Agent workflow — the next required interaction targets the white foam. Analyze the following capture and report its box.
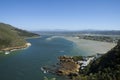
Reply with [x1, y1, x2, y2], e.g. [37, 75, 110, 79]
[46, 36, 59, 41]
[5, 51, 10, 55]
[40, 67, 48, 74]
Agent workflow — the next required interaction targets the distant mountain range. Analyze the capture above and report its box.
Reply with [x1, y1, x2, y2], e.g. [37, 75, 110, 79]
[77, 30, 120, 35]
[0, 23, 39, 51]
[35, 30, 120, 35]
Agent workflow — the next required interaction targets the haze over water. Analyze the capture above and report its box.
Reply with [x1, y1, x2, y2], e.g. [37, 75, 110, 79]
[0, 36, 89, 80]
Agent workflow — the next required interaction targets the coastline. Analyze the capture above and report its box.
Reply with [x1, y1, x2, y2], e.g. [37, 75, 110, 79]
[62, 36, 117, 55]
[0, 42, 31, 54]
[0, 36, 40, 54]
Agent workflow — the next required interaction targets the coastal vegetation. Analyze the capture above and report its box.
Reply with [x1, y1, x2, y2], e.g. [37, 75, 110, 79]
[0, 23, 39, 51]
[78, 35, 118, 43]
[72, 56, 83, 61]
[85, 40, 120, 80]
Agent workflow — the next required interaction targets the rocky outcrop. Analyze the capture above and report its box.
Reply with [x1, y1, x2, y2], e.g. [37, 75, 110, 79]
[56, 56, 80, 75]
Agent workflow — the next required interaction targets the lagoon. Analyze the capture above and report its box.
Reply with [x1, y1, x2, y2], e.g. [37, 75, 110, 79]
[0, 36, 100, 80]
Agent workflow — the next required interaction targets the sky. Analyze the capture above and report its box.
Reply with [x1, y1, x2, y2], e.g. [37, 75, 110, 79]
[0, 0, 120, 31]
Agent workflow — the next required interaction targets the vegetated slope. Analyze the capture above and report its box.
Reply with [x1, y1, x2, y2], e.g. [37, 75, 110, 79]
[12, 26, 39, 38]
[87, 40, 120, 80]
[0, 23, 39, 50]
[0, 23, 39, 38]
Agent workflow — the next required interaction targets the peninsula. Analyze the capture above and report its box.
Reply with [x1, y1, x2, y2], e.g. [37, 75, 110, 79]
[0, 23, 39, 53]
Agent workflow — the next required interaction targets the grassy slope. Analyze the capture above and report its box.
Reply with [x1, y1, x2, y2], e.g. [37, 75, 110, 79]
[87, 40, 120, 79]
[12, 26, 40, 38]
[72, 40, 120, 80]
[0, 23, 39, 50]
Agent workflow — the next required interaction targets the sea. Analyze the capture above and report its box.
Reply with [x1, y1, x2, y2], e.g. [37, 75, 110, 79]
[0, 35, 89, 80]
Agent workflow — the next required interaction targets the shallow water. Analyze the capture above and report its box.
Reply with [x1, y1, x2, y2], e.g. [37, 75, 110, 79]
[0, 36, 89, 80]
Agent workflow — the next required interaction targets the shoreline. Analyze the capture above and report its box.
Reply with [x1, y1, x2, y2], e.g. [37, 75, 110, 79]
[0, 36, 39, 54]
[62, 36, 117, 55]
[0, 42, 31, 54]
[24, 36, 40, 39]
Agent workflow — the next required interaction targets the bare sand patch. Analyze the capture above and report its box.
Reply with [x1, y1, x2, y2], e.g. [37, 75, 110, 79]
[63, 36, 116, 55]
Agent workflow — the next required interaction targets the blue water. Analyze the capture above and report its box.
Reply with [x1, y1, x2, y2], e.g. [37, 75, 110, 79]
[0, 36, 89, 80]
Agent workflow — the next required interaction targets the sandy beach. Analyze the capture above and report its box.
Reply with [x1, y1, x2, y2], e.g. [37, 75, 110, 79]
[63, 36, 116, 55]
[0, 42, 31, 54]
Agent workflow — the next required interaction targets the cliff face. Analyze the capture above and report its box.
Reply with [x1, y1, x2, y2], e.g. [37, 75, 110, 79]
[0, 23, 39, 51]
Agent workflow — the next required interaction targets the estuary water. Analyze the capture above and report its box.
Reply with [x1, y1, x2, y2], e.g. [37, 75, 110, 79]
[0, 36, 89, 80]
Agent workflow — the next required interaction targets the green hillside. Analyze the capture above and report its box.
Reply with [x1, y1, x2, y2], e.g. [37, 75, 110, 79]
[71, 40, 120, 80]
[87, 40, 120, 80]
[0, 23, 39, 50]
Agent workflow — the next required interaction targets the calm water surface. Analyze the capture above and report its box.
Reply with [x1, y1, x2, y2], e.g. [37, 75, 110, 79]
[0, 36, 89, 80]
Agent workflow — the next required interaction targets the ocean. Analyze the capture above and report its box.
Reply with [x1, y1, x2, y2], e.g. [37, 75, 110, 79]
[0, 36, 89, 80]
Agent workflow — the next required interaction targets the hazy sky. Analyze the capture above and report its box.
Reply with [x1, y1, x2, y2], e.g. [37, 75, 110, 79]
[0, 0, 120, 31]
